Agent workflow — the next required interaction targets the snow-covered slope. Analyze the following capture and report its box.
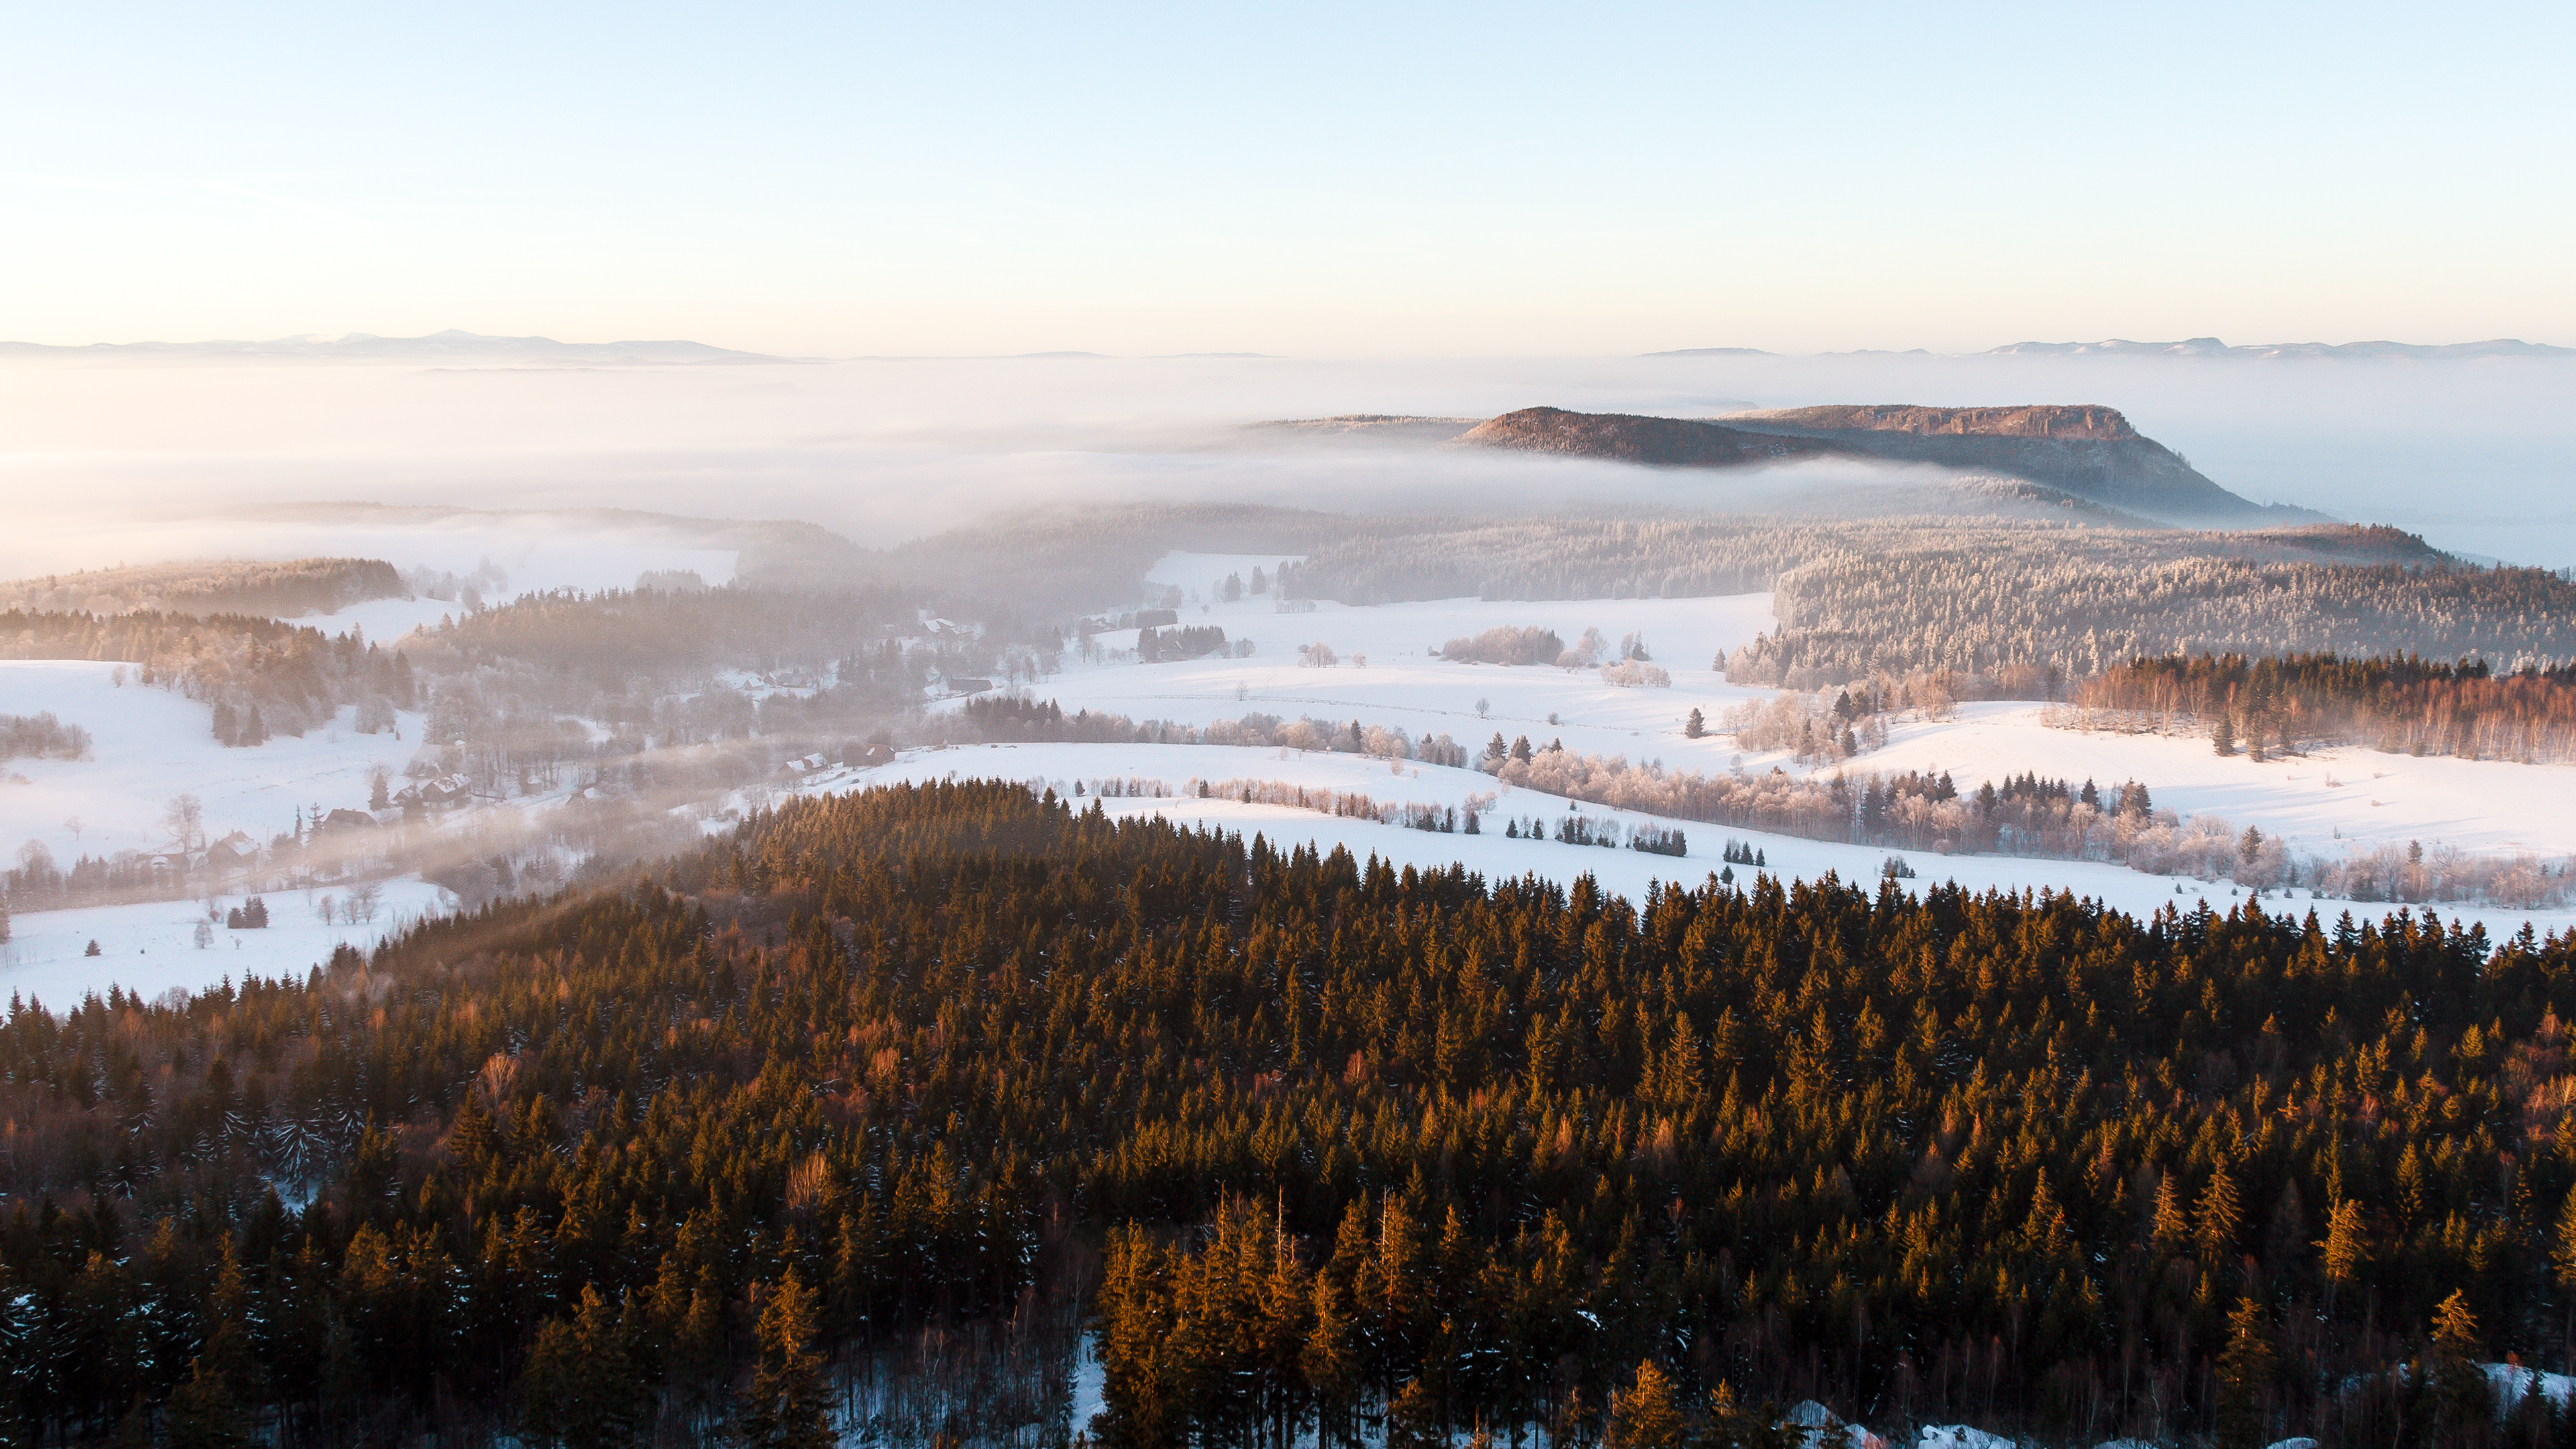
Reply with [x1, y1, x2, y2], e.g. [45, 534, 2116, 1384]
[1868, 702, 2576, 859]
[916, 553, 2576, 932]
[0, 875, 455, 1009]
[961, 572, 2576, 869]
[0, 659, 419, 866]
[839, 741, 2576, 941]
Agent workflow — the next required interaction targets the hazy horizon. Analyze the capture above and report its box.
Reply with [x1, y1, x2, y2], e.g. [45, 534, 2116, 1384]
[5, 345, 2571, 581]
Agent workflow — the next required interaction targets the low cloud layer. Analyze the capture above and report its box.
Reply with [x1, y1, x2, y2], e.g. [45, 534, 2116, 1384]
[3, 350, 2571, 582]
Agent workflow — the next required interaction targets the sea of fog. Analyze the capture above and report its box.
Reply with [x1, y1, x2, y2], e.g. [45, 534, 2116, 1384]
[0, 350, 2569, 576]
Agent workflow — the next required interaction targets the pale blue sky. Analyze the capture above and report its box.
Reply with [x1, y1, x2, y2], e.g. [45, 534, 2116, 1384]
[3, 1, 2566, 355]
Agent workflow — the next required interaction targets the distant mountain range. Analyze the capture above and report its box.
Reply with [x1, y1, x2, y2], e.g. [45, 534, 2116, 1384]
[0, 329, 798, 364]
[1986, 337, 2573, 360]
[1646, 338, 2571, 360]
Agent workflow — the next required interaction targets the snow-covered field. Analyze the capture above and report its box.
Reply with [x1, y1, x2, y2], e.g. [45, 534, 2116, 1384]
[889, 549, 2576, 936]
[0, 874, 455, 1008]
[0, 659, 421, 867]
[908, 553, 2576, 906]
[841, 740, 2576, 941]
[1004, 555, 1777, 765]
[1868, 702, 2576, 859]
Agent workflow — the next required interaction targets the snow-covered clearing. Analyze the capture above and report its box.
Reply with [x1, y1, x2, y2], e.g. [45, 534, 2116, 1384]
[1868, 702, 2576, 860]
[839, 741, 2576, 940]
[0, 659, 422, 866]
[1146, 550, 1307, 592]
[0, 874, 455, 1008]
[951, 555, 2576, 906]
[978, 584, 1778, 767]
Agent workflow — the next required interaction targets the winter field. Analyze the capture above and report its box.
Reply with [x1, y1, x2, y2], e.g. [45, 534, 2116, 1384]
[0, 525, 728, 1006]
[893, 550, 2576, 934]
[847, 738, 2576, 943]
[0, 875, 456, 1009]
[0, 659, 422, 867]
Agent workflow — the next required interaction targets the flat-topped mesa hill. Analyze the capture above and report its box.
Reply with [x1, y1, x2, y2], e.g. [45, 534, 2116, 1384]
[1452, 403, 2314, 527]
[1722, 402, 2315, 526]
[1453, 407, 1843, 468]
[1733, 402, 2138, 440]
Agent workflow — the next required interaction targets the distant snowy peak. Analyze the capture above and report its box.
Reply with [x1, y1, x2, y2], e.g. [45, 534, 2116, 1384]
[1988, 337, 2573, 360]
[0, 329, 800, 365]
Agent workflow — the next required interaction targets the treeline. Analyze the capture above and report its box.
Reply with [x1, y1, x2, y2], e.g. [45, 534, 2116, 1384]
[0, 557, 405, 619]
[1137, 625, 1228, 662]
[1728, 538, 2576, 691]
[0, 710, 91, 761]
[14, 783, 2576, 1446]
[2063, 651, 2576, 762]
[409, 584, 932, 688]
[1478, 741, 2575, 907]
[399, 586, 967, 800]
[955, 694, 1472, 767]
[0, 608, 417, 742]
[1275, 515, 2426, 610]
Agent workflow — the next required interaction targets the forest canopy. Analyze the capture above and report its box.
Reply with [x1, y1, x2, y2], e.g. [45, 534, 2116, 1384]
[7, 780, 2576, 1446]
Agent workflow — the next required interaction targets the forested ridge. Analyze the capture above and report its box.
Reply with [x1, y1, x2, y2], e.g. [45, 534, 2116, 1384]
[0, 608, 417, 741]
[9, 783, 2576, 1445]
[0, 558, 405, 621]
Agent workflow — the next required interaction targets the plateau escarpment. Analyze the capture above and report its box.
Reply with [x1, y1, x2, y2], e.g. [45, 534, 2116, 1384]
[1447, 403, 2310, 528]
[1721, 402, 2313, 526]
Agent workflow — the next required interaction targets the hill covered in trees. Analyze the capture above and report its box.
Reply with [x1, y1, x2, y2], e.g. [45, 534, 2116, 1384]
[9, 781, 2576, 1446]
[0, 557, 406, 619]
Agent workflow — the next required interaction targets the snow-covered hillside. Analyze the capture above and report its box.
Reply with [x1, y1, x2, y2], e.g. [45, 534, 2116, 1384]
[916, 551, 2576, 929]
[841, 740, 2576, 941]
[0, 875, 455, 1009]
[0, 659, 419, 867]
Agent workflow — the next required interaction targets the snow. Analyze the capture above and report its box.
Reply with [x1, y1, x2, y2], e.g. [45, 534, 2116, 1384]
[839, 741, 2576, 941]
[923, 555, 2576, 926]
[971, 586, 1780, 768]
[1145, 549, 1308, 592]
[0, 659, 421, 868]
[0, 874, 455, 1008]
[1919, 1427, 2017, 1449]
[2488, 1363, 2576, 1407]
[297, 592, 472, 644]
[1864, 703, 2576, 860]
[1070, 1338, 1106, 1438]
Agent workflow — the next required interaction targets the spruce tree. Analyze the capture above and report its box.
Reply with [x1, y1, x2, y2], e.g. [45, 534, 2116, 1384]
[519, 1286, 648, 1449]
[1684, 708, 1706, 739]
[738, 1270, 831, 1449]
[2212, 1297, 2275, 1449]
[2557, 1185, 2576, 1371]
[164, 1352, 252, 1449]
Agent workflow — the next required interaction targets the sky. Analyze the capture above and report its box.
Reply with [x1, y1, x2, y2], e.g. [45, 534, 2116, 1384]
[4, 1, 2570, 357]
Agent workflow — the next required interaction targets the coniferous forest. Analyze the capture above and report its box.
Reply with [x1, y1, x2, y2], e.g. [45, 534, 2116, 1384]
[11, 782, 2576, 1446]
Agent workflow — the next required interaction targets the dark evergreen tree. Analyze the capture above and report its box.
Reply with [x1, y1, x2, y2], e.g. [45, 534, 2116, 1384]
[738, 1271, 830, 1449]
